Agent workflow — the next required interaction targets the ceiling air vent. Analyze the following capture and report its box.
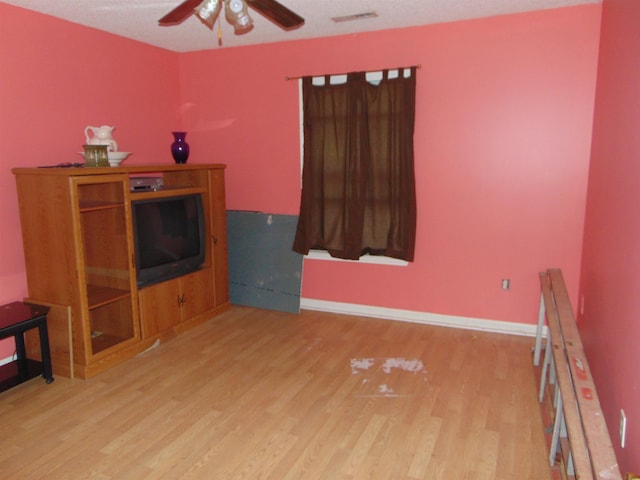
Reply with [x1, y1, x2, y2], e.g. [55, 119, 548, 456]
[331, 11, 378, 23]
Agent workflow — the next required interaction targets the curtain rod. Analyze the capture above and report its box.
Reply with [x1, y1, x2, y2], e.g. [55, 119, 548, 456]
[285, 64, 421, 81]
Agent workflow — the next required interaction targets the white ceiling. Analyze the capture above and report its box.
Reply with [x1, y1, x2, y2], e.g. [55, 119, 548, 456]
[3, 0, 600, 52]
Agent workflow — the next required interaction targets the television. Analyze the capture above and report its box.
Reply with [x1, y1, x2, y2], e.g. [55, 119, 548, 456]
[132, 193, 206, 287]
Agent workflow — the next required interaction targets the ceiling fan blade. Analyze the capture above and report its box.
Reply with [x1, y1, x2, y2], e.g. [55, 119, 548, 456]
[158, 0, 202, 25]
[247, 0, 304, 30]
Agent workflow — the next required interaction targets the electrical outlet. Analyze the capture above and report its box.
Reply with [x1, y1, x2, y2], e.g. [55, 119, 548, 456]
[620, 409, 627, 448]
[501, 279, 510, 290]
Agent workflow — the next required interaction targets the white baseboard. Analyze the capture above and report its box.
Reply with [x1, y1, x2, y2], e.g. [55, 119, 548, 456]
[0, 354, 17, 367]
[0, 303, 541, 366]
[300, 298, 546, 338]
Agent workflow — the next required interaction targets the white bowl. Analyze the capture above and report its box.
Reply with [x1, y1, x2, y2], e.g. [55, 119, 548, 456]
[107, 151, 131, 167]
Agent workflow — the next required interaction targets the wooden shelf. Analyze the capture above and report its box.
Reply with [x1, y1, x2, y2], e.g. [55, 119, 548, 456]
[91, 333, 129, 354]
[12, 163, 227, 177]
[86, 285, 130, 310]
[79, 200, 124, 212]
[130, 185, 206, 201]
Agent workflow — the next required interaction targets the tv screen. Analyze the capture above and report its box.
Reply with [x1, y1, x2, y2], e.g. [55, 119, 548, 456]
[132, 194, 205, 287]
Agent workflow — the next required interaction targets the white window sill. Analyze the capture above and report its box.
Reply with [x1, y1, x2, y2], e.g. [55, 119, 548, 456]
[304, 250, 408, 266]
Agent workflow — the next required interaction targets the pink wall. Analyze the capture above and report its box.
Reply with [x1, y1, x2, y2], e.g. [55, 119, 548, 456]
[5, 0, 634, 471]
[0, 2, 602, 391]
[5, 2, 638, 470]
[580, 0, 640, 473]
[179, 5, 601, 325]
[0, 3, 182, 358]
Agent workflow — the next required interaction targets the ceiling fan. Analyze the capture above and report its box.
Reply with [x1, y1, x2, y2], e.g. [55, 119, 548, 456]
[159, 0, 304, 34]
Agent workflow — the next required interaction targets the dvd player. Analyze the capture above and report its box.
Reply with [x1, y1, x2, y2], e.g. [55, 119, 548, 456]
[130, 177, 164, 191]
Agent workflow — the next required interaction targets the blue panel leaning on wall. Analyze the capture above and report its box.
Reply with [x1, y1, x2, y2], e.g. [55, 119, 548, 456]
[226, 211, 303, 314]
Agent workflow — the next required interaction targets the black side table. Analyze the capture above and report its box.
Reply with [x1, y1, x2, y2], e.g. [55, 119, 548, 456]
[0, 301, 54, 392]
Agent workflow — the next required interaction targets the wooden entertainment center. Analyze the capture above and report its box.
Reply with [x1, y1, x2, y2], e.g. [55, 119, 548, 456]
[12, 164, 230, 379]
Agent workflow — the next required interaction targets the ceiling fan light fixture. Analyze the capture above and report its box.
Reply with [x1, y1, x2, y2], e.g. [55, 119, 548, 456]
[225, 0, 254, 33]
[194, 0, 221, 28]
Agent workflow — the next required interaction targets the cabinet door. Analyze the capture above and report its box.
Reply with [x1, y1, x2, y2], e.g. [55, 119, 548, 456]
[208, 169, 229, 307]
[181, 268, 214, 320]
[72, 175, 140, 358]
[138, 277, 182, 338]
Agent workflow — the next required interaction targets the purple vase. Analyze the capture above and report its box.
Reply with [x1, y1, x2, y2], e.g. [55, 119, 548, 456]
[171, 131, 190, 164]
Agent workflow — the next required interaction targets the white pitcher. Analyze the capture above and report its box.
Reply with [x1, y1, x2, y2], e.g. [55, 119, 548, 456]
[84, 125, 118, 152]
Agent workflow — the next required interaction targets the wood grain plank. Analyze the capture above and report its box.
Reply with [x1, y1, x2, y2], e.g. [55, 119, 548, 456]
[0, 306, 551, 480]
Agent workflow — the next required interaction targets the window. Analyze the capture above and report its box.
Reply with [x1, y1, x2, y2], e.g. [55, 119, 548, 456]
[292, 67, 418, 262]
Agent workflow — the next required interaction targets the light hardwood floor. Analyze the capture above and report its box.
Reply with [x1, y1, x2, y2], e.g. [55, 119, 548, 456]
[0, 306, 551, 479]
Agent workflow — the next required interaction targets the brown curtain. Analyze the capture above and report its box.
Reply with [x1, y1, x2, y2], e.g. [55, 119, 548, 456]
[292, 67, 417, 261]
